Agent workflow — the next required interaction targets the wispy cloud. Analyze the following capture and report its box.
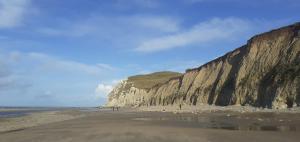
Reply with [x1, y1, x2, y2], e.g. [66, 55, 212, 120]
[97, 63, 117, 71]
[0, 50, 119, 106]
[114, 0, 160, 9]
[37, 23, 96, 37]
[0, 61, 11, 78]
[135, 18, 252, 52]
[3, 51, 117, 85]
[37, 15, 180, 38]
[134, 16, 180, 32]
[184, 0, 207, 3]
[0, 0, 31, 28]
[0, 60, 31, 92]
[27, 52, 109, 76]
[184, 0, 300, 7]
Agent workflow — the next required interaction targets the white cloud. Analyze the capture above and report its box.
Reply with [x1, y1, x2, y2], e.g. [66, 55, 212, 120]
[97, 63, 117, 71]
[37, 24, 96, 37]
[95, 83, 114, 98]
[37, 15, 180, 38]
[27, 52, 113, 76]
[0, 53, 32, 91]
[0, 74, 31, 91]
[115, 0, 160, 9]
[2, 51, 118, 89]
[36, 22, 99, 37]
[94, 78, 125, 99]
[184, 0, 207, 3]
[0, 61, 11, 77]
[0, 0, 31, 28]
[131, 0, 159, 8]
[135, 17, 252, 52]
[0, 50, 120, 106]
[134, 16, 180, 32]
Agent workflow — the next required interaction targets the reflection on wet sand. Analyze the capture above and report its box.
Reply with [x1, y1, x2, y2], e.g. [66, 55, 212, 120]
[133, 112, 299, 132]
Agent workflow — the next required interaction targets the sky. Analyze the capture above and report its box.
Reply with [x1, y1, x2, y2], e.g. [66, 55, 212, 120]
[0, 0, 299, 107]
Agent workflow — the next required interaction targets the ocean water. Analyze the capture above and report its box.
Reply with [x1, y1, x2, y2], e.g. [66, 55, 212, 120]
[0, 111, 30, 118]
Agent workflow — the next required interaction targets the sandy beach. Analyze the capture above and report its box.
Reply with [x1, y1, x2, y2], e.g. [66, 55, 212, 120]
[0, 109, 86, 133]
[0, 108, 300, 142]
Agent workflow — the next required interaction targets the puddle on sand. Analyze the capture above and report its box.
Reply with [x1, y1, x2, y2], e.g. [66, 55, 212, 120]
[213, 124, 298, 131]
[133, 115, 299, 132]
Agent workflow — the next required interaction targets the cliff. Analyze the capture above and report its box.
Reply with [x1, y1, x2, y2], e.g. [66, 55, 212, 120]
[107, 23, 300, 109]
[106, 71, 182, 107]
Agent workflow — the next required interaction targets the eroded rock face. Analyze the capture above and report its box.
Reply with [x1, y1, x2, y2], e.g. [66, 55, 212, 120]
[107, 23, 300, 109]
[107, 80, 148, 107]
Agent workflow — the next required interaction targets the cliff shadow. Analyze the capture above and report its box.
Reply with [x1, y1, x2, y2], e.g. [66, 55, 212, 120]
[257, 64, 283, 108]
[207, 66, 224, 105]
[215, 46, 247, 106]
[257, 58, 300, 108]
[296, 77, 300, 106]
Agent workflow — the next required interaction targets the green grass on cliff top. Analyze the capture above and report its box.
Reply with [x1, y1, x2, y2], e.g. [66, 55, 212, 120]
[127, 71, 182, 89]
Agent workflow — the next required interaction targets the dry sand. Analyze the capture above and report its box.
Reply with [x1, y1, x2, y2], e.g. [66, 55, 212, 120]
[0, 108, 300, 142]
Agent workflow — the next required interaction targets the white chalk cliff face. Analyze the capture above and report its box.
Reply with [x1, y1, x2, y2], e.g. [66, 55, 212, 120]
[107, 23, 300, 109]
[107, 80, 148, 107]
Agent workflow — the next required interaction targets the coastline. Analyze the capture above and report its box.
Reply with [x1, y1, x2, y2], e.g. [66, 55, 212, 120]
[0, 110, 86, 133]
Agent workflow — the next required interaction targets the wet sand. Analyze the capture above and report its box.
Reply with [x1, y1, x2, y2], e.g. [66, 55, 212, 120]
[0, 109, 86, 133]
[0, 108, 300, 142]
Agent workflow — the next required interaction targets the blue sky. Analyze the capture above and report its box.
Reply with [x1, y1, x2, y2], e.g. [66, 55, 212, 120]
[0, 0, 299, 107]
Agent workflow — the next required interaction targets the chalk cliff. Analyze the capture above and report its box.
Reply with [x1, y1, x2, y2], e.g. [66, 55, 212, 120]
[107, 23, 300, 109]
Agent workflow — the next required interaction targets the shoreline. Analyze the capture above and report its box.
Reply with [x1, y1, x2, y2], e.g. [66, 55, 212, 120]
[0, 110, 86, 133]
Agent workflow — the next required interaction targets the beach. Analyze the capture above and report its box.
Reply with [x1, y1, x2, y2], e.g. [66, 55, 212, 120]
[0, 108, 300, 142]
[0, 108, 86, 133]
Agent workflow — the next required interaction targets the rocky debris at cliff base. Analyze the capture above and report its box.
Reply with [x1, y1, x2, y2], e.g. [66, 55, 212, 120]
[138, 105, 300, 114]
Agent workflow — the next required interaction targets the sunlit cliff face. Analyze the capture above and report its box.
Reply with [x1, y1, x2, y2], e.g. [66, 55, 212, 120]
[108, 23, 300, 109]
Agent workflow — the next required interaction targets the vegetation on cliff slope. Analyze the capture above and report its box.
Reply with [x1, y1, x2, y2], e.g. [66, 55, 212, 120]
[127, 71, 182, 89]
